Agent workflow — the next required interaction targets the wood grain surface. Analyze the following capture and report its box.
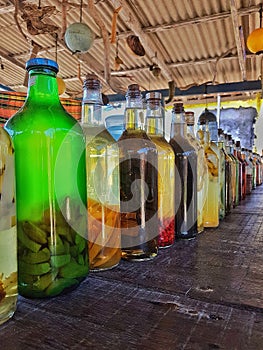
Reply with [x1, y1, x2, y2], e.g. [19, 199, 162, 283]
[1, 187, 263, 350]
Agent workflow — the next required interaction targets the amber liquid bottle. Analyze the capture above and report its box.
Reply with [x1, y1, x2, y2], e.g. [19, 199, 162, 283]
[169, 103, 197, 239]
[218, 130, 233, 214]
[236, 141, 246, 200]
[185, 111, 208, 233]
[81, 74, 121, 271]
[225, 134, 237, 208]
[145, 92, 175, 248]
[118, 84, 158, 260]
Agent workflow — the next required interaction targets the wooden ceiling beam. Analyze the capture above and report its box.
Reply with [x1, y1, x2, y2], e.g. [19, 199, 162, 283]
[230, 0, 247, 81]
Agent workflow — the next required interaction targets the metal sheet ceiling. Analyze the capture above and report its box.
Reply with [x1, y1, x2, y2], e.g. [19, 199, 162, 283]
[0, 0, 262, 103]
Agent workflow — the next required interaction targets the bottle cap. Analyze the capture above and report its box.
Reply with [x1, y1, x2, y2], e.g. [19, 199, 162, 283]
[145, 92, 162, 101]
[83, 74, 101, 90]
[26, 58, 59, 73]
[173, 102, 184, 113]
[185, 111, 194, 125]
[126, 84, 141, 98]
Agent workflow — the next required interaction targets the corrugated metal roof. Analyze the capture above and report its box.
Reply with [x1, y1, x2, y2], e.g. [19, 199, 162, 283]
[0, 0, 262, 103]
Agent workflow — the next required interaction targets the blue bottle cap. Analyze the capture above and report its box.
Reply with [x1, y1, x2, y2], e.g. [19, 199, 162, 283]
[25, 58, 59, 73]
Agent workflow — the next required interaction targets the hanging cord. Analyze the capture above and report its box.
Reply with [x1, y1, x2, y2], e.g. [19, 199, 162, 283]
[80, 0, 83, 23]
[55, 33, 58, 63]
[38, 0, 41, 9]
[260, 4, 262, 28]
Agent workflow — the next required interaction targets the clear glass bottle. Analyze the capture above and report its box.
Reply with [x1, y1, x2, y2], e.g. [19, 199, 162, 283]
[197, 123, 219, 228]
[145, 92, 175, 248]
[198, 109, 218, 143]
[236, 141, 246, 200]
[169, 103, 198, 239]
[233, 140, 243, 203]
[218, 130, 233, 215]
[215, 129, 226, 220]
[185, 111, 208, 233]
[243, 148, 253, 195]
[81, 74, 121, 271]
[225, 134, 237, 208]
[5, 58, 88, 298]
[0, 127, 17, 324]
[227, 135, 240, 207]
[118, 84, 158, 260]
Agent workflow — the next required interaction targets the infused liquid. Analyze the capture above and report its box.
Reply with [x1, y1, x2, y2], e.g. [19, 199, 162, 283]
[0, 128, 17, 324]
[82, 125, 121, 270]
[118, 108, 159, 260]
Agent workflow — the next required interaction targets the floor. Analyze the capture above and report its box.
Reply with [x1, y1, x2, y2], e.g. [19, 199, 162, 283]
[1, 186, 263, 350]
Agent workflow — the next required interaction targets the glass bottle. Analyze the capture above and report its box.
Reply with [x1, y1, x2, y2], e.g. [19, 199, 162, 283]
[145, 92, 175, 248]
[169, 103, 198, 239]
[243, 148, 253, 195]
[118, 84, 158, 260]
[0, 127, 17, 324]
[185, 111, 208, 233]
[236, 141, 246, 200]
[198, 109, 218, 143]
[81, 74, 121, 270]
[249, 150, 257, 190]
[218, 130, 233, 214]
[228, 135, 240, 207]
[225, 134, 237, 208]
[5, 58, 88, 298]
[215, 129, 226, 220]
[233, 140, 243, 202]
[197, 123, 219, 228]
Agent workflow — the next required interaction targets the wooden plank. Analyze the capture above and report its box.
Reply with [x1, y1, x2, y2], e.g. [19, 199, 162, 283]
[1, 186, 263, 349]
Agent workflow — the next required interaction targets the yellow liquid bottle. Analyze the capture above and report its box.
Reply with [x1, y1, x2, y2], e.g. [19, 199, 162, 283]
[197, 124, 219, 228]
[185, 111, 208, 233]
[81, 75, 121, 271]
[145, 92, 175, 248]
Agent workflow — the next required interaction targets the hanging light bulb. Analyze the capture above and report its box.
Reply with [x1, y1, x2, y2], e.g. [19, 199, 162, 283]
[247, 5, 263, 54]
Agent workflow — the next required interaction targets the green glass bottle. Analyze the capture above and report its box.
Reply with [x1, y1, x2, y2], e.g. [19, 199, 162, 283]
[81, 74, 121, 271]
[0, 127, 17, 323]
[5, 58, 88, 298]
[145, 92, 175, 248]
[118, 84, 159, 261]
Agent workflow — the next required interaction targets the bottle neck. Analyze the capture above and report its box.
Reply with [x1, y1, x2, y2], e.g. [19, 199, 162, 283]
[81, 87, 103, 125]
[124, 94, 145, 130]
[170, 110, 187, 138]
[145, 100, 164, 136]
[186, 124, 195, 137]
[26, 68, 60, 104]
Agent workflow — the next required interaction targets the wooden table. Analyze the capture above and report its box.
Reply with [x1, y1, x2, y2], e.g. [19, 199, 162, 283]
[1, 187, 263, 350]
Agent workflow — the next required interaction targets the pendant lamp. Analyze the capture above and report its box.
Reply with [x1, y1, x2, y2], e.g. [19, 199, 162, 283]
[247, 5, 263, 54]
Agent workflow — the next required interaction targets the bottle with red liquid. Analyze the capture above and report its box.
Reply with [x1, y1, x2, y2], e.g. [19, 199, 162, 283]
[169, 103, 198, 239]
[145, 92, 175, 248]
[118, 84, 159, 260]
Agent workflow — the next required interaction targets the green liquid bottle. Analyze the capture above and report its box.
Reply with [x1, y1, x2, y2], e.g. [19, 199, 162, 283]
[5, 58, 88, 298]
[0, 127, 17, 323]
[81, 74, 121, 271]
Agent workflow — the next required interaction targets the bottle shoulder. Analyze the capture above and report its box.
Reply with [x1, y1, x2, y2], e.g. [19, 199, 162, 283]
[5, 104, 80, 134]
